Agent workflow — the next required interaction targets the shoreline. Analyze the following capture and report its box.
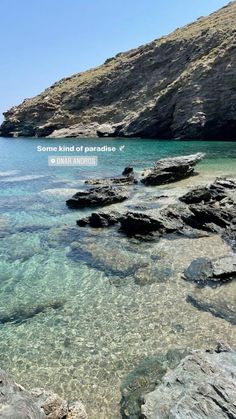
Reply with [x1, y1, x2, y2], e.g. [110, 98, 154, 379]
[0, 148, 235, 418]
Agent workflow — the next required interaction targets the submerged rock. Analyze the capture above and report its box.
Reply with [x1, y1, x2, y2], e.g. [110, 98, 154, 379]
[184, 255, 236, 287]
[133, 265, 172, 286]
[0, 299, 65, 325]
[141, 345, 236, 419]
[85, 176, 136, 186]
[141, 153, 204, 185]
[187, 279, 236, 325]
[66, 186, 129, 208]
[85, 167, 137, 186]
[68, 240, 146, 278]
[0, 369, 87, 419]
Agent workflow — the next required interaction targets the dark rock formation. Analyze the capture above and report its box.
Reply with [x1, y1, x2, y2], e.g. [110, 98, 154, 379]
[1, 3, 236, 140]
[184, 255, 236, 287]
[180, 178, 236, 204]
[120, 349, 189, 419]
[122, 167, 134, 176]
[85, 167, 137, 186]
[141, 153, 204, 185]
[77, 211, 121, 227]
[66, 186, 129, 209]
[0, 369, 87, 419]
[141, 344, 236, 419]
[133, 265, 172, 286]
[119, 212, 166, 236]
[178, 177, 236, 249]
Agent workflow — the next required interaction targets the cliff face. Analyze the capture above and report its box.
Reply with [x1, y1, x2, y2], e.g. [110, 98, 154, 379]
[1, 1, 236, 140]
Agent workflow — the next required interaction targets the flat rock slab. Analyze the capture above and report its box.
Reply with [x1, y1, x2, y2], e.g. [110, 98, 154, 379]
[66, 186, 129, 208]
[141, 153, 205, 185]
[141, 346, 236, 419]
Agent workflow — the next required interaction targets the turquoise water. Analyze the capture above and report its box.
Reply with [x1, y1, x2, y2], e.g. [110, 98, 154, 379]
[0, 137, 236, 418]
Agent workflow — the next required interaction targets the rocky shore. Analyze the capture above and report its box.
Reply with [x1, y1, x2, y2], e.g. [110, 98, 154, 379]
[141, 343, 236, 419]
[4, 343, 236, 419]
[67, 154, 236, 285]
[64, 153, 236, 418]
[0, 368, 87, 418]
[1, 2, 236, 139]
[71, 154, 236, 253]
[67, 153, 204, 210]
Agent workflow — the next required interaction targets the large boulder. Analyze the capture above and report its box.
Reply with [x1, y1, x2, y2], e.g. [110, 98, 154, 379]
[141, 344, 236, 419]
[66, 186, 129, 208]
[141, 153, 204, 186]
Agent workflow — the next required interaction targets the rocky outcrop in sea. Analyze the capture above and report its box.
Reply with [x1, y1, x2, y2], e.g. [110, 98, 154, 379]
[67, 153, 204, 211]
[1, 2, 236, 139]
[76, 177, 236, 246]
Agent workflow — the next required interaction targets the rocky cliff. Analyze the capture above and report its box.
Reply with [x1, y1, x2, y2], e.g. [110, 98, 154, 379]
[1, 1, 236, 140]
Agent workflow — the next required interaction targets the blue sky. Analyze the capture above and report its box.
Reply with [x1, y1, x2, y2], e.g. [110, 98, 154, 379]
[0, 0, 230, 122]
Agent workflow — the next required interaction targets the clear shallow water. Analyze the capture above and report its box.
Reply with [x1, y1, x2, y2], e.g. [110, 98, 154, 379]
[0, 137, 236, 418]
